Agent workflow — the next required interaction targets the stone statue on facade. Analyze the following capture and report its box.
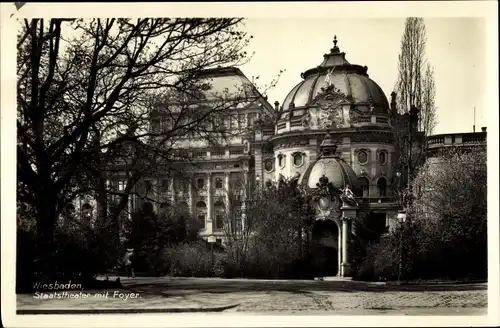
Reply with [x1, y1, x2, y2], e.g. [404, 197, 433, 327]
[340, 184, 358, 207]
[341, 105, 351, 127]
[324, 67, 335, 86]
[308, 107, 321, 129]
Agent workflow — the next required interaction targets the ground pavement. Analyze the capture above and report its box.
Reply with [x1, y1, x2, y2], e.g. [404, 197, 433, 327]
[17, 276, 488, 315]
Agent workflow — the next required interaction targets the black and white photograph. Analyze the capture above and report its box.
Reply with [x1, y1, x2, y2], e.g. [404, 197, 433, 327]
[1, 1, 498, 327]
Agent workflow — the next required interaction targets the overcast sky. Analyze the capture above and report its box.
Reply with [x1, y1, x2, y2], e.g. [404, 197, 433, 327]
[2, 4, 492, 136]
[240, 18, 487, 135]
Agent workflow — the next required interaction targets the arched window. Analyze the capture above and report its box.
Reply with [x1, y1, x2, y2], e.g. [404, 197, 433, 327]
[277, 154, 285, 168]
[359, 177, 370, 198]
[377, 178, 387, 197]
[293, 153, 304, 167]
[357, 150, 368, 165]
[196, 201, 207, 210]
[378, 151, 387, 165]
[214, 200, 225, 212]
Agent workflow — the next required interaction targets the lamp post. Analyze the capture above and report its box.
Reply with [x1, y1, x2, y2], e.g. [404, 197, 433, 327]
[397, 211, 407, 284]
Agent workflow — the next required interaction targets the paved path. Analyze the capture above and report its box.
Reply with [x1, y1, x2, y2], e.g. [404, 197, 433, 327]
[17, 276, 488, 315]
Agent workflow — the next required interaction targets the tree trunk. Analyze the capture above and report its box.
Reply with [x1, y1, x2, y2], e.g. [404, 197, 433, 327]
[35, 195, 58, 280]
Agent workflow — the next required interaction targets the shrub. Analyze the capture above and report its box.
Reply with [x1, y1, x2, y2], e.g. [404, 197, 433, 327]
[16, 222, 119, 293]
[354, 217, 487, 282]
[123, 203, 204, 274]
[158, 241, 226, 277]
[353, 233, 401, 282]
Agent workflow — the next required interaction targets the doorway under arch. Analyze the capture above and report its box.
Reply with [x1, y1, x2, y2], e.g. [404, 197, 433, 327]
[310, 219, 340, 277]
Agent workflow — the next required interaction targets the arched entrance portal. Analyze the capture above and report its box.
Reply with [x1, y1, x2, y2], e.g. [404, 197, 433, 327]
[310, 219, 340, 277]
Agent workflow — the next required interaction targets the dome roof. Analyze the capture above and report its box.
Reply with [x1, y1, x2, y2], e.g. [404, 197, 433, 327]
[298, 133, 361, 193]
[151, 67, 274, 115]
[282, 36, 389, 112]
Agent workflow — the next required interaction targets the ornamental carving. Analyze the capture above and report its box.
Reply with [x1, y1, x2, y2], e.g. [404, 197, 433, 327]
[275, 139, 309, 150]
[349, 107, 372, 124]
[302, 85, 351, 130]
[309, 174, 343, 219]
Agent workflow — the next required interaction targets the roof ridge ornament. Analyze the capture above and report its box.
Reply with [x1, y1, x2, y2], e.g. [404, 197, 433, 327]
[331, 35, 340, 54]
[319, 132, 339, 158]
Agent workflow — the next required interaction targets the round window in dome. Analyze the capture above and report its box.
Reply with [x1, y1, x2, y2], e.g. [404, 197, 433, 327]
[264, 159, 274, 172]
[357, 150, 368, 165]
[293, 153, 304, 167]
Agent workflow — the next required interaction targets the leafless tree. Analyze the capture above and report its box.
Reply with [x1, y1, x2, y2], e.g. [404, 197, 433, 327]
[410, 148, 486, 240]
[394, 17, 437, 136]
[219, 176, 314, 278]
[218, 178, 256, 276]
[391, 17, 436, 211]
[420, 63, 437, 135]
[406, 147, 487, 278]
[16, 18, 265, 269]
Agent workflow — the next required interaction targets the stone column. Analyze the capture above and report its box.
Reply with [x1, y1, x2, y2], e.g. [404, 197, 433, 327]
[242, 170, 249, 231]
[337, 222, 342, 276]
[206, 173, 213, 234]
[340, 204, 358, 277]
[225, 172, 231, 231]
[341, 217, 351, 277]
[188, 176, 193, 215]
[170, 178, 175, 212]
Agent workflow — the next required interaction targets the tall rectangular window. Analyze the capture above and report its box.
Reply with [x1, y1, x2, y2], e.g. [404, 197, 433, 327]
[215, 178, 223, 189]
[359, 177, 370, 198]
[238, 114, 245, 129]
[215, 214, 224, 229]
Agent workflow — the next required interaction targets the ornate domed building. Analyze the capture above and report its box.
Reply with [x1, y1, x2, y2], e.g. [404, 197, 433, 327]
[256, 37, 400, 276]
[80, 35, 409, 277]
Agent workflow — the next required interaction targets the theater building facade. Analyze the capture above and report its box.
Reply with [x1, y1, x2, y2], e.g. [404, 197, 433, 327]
[74, 36, 487, 277]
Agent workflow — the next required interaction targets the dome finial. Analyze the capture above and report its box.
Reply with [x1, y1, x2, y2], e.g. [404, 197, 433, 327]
[331, 35, 340, 53]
